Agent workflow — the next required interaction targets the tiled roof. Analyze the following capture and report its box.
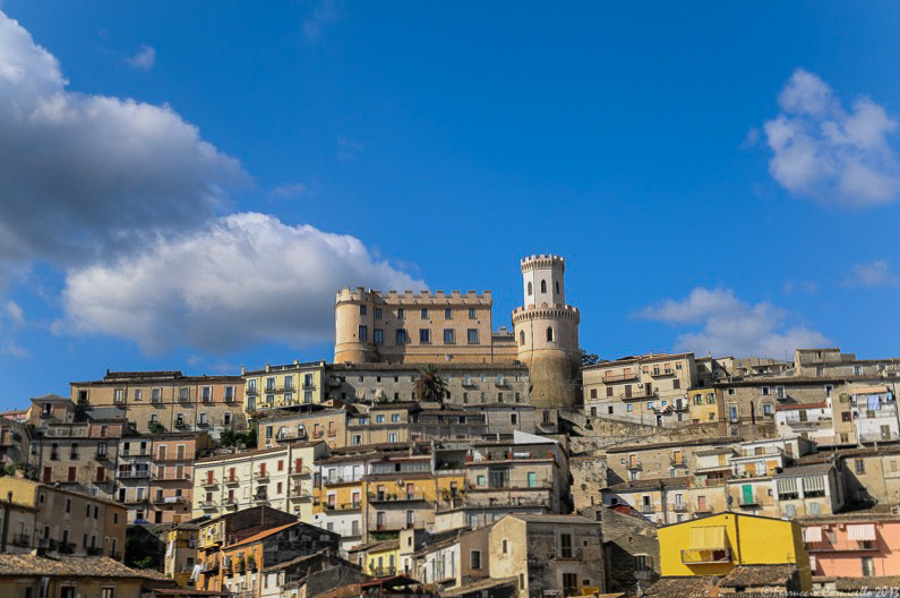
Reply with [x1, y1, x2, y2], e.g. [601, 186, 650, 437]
[605, 436, 738, 454]
[0, 555, 161, 579]
[644, 577, 717, 598]
[834, 576, 900, 590]
[719, 565, 798, 588]
[775, 463, 834, 478]
[608, 476, 692, 491]
[506, 514, 597, 525]
[226, 521, 299, 549]
[442, 576, 518, 597]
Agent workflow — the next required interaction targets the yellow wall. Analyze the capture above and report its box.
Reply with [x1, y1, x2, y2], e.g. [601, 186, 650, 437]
[658, 513, 811, 590]
[365, 544, 401, 576]
[244, 363, 324, 413]
[688, 388, 720, 423]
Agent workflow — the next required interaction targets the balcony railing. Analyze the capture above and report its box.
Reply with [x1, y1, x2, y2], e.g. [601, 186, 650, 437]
[602, 372, 639, 383]
[368, 493, 427, 504]
[670, 458, 687, 467]
[289, 467, 311, 477]
[626, 460, 642, 471]
[289, 489, 311, 501]
[57, 542, 76, 555]
[641, 505, 655, 514]
[650, 369, 675, 378]
[11, 533, 30, 547]
[201, 478, 218, 488]
[681, 547, 731, 565]
[739, 495, 760, 507]
[118, 470, 150, 479]
[671, 503, 688, 512]
[224, 476, 240, 485]
[199, 501, 218, 510]
[322, 474, 362, 485]
[253, 471, 270, 481]
[151, 495, 187, 505]
[324, 501, 362, 512]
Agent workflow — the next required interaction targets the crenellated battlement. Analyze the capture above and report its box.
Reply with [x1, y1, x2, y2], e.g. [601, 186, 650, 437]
[520, 254, 566, 274]
[335, 287, 493, 306]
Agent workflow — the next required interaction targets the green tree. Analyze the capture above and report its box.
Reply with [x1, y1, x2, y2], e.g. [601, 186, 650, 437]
[580, 349, 600, 366]
[147, 420, 165, 435]
[413, 364, 449, 402]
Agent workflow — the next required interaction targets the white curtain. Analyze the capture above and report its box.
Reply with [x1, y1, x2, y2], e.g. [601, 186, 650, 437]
[847, 524, 876, 541]
[802, 526, 822, 543]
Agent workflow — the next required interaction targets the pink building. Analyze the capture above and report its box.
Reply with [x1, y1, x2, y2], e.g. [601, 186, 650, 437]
[800, 508, 900, 579]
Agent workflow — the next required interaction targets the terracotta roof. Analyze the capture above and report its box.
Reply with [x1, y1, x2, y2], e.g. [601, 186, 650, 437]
[775, 402, 828, 411]
[226, 521, 299, 549]
[0, 555, 162, 579]
[605, 436, 738, 454]
[442, 576, 518, 597]
[775, 463, 834, 478]
[608, 476, 692, 492]
[644, 577, 717, 598]
[834, 576, 900, 590]
[719, 565, 798, 588]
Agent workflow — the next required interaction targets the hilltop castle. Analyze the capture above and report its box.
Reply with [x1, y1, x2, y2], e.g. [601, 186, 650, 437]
[334, 254, 581, 408]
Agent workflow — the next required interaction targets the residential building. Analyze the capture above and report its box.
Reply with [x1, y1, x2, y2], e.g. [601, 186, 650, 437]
[592, 506, 660, 595]
[116, 434, 152, 523]
[0, 477, 126, 560]
[583, 352, 697, 428]
[601, 477, 722, 525]
[849, 384, 899, 442]
[71, 370, 247, 435]
[0, 417, 33, 476]
[800, 507, 900, 580]
[793, 347, 900, 378]
[773, 463, 845, 518]
[657, 512, 812, 591]
[262, 551, 366, 598]
[243, 360, 326, 414]
[0, 555, 173, 598]
[192, 441, 329, 519]
[489, 514, 605, 598]
[686, 387, 722, 425]
[262, 405, 350, 449]
[164, 519, 201, 587]
[150, 431, 214, 524]
[604, 436, 738, 485]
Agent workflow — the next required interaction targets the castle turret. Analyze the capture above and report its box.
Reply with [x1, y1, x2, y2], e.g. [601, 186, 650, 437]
[334, 287, 377, 363]
[512, 255, 580, 409]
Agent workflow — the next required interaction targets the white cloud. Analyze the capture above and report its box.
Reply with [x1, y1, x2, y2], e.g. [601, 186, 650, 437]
[0, 11, 248, 285]
[640, 287, 828, 358]
[846, 259, 899, 288]
[61, 213, 425, 354]
[127, 45, 156, 70]
[301, 0, 340, 44]
[0, 300, 28, 357]
[762, 69, 900, 208]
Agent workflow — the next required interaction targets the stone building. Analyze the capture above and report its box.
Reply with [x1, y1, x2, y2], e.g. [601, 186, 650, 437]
[569, 454, 608, 511]
[70, 370, 247, 436]
[488, 514, 605, 598]
[793, 347, 900, 378]
[588, 506, 659, 595]
[583, 352, 697, 428]
[149, 431, 214, 524]
[603, 436, 738, 485]
[0, 417, 32, 476]
[0, 477, 127, 561]
[0, 555, 171, 598]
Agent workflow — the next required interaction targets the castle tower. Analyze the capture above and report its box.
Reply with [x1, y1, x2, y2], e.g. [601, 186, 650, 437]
[334, 287, 376, 363]
[512, 255, 581, 409]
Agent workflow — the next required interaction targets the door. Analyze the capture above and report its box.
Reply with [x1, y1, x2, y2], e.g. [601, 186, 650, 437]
[742, 484, 754, 505]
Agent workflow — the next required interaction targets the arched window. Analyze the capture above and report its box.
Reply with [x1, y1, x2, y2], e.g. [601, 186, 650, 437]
[519, 331, 525, 346]
[527, 282, 533, 296]
[555, 281, 560, 294]
[546, 327, 554, 342]
[540, 280, 547, 293]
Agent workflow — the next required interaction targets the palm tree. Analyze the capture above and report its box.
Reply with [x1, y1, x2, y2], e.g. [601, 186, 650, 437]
[414, 364, 448, 402]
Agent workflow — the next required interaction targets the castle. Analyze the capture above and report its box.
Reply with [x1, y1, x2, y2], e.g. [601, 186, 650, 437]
[334, 254, 581, 408]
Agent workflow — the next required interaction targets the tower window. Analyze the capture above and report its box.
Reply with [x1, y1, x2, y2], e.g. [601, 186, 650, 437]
[546, 327, 554, 342]
[541, 280, 547, 293]
[555, 281, 560, 294]
[527, 282, 533, 296]
[519, 331, 525, 346]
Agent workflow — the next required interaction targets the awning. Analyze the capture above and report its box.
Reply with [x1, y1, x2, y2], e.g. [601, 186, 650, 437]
[802, 476, 825, 494]
[689, 526, 726, 550]
[777, 477, 798, 494]
[803, 526, 822, 543]
[847, 524, 876, 541]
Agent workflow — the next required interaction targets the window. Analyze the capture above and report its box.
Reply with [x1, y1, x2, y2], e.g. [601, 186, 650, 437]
[560, 533, 573, 558]
[396, 329, 408, 344]
[470, 550, 481, 569]
[762, 387, 770, 396]
[444, 329, 455, 344]
[854, 365, 863, 376]
[855, 459, 866, 474]
[358, 325, 368, 341]
[562, 573, 578, 596]
[419, 329, 431, 343]
[502, 539, 508, 555]
[101, 589, 114, 598]
[375, 307, 382, 319]
[224, 386, 235, 402]
[374, 329, 384, 344]
[540, 280, 547, 293]
[133, 389, 142, 401]
[114, 388, 124, 403]
[555, 281, 560, 294]
[468, 308, 476, 319]
[445, 308, 452, 319]
[635, 555, 653, 571]
[546, 327, 554, 342]
[527, 281, 533, 295]
[421, 308, 428, 319]
[359, 304, 367, 316]
[762, 403, 773, 415]
[397, 308, 405, 319]
[179, 387, 190, 401]
[862, 557, 875, 576]
[467, 329, 479, 344]
[388, 433, 398, 442]
[673, 379, 681, 390]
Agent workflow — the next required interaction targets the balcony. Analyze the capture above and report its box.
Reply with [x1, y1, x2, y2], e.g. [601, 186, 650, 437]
[626, 460, 642, 471]
[253, 495, 270, 505]
[201, 478, 218, 488]
[253, 471, 270, 482]
[155, 454, 191, 462]
[681, 547, 731, 565]
[368, 493, 427, 504]
[322, 474, 362, 485]
[196, 420, 209, 427]
[739, 495, 760, 507]
[94, 452, 110, 461]
[289, 489, 311, 501]
[289, 467, 311, 478]
[109, 550, 121, 560]
[670, 457, 688, 468]
[325, 501, 362, 512]
[650, 368, 675, 378]
[174, 420, 188, 429]
[11, 533, 29, 547]
[120, 450, 149, 457]
[302, 382, 316, 390]
[602, 372, 639, 383]
[199, 501, 218, 510]
[86, 546, 103, 556]
[57, 542, 76, 555]
[224, 500, 238, 510]
[118, 470, 150, 479]
[224, 477, 240, 486]
[641, 505, 655, 514]
[246, 388, 259, 396]
[672, 503, 688, 512]
[151, 495, 187, 505]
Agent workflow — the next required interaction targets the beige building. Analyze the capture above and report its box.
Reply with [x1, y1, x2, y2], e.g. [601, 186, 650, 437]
[71, 370, 247, 435]
[192, 441, 329, 519]
[584, 352, 698, 427]
[489, 514, 605, 598]
[0, 555, 170, 598]
[0, 477, 127, 560]
[793, 347, 900, 378]
[604, 436, 738, 485]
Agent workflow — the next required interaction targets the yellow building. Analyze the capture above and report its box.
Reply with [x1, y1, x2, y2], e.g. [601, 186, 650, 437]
[658, 512, 811, 591]
[687, 387, 721, 424]
[243, 360, 326, 413]
[164, 522, 200, 587]
[355, 539, 401, 577]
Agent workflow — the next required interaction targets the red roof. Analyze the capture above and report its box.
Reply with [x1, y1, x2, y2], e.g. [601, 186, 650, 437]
[226, 522, 299, 550]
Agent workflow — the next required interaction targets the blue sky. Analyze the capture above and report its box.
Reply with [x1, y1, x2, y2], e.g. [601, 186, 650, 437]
[1, 1, 899, 407]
